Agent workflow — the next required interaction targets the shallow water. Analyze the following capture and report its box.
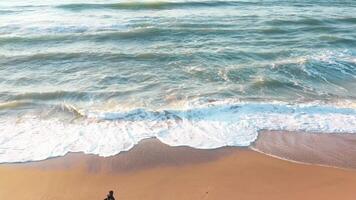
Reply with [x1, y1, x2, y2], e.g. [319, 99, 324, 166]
[0, 0, 356, 163]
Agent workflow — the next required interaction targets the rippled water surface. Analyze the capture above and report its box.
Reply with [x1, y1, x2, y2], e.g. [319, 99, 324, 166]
[0, 0, 356, 163]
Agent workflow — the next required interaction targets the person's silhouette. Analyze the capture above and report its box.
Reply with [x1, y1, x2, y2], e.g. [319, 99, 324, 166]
[104, 190, 115, 200]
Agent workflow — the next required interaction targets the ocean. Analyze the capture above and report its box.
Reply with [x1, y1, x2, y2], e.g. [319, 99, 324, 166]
[0, 0, 355, 163]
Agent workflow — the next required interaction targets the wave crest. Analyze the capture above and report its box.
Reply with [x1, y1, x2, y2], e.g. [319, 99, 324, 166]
[56, 1, 242, 11]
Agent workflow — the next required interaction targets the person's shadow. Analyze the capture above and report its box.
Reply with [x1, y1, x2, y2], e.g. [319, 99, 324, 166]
[104, 190, 116, 200]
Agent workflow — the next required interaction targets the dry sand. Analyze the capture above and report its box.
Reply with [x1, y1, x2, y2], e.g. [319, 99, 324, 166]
[1, 132, 356, 200]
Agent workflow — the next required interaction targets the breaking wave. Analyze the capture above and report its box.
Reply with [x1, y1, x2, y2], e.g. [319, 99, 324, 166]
[0, 101, 355, 163]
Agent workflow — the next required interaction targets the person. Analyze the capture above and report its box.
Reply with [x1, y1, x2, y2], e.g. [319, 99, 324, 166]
[104, 190, 115, 200]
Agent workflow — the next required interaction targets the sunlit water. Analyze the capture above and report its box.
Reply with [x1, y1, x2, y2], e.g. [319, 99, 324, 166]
[0, 0, 356, 163]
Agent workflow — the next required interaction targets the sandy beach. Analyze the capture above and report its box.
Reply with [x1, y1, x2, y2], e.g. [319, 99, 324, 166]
[1, 131, 356, 200]
[1, 1, 356, 199]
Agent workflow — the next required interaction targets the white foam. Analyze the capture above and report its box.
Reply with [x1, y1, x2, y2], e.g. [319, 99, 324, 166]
[0, 102, 356, 163]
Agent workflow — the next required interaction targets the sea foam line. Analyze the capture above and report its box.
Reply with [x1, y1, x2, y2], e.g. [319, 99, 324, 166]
[0, 102, 355, 163]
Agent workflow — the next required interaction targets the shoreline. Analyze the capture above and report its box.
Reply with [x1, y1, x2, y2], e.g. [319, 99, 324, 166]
[3, 130, 356, 170]
[253, 131, 356, 170]
[1, 132, 356, 200]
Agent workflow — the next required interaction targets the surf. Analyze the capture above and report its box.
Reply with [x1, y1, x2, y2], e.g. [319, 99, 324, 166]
[0, 101, 355, 163]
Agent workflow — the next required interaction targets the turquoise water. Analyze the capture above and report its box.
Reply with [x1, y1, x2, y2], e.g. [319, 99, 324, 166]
[0, 0, 356, 163]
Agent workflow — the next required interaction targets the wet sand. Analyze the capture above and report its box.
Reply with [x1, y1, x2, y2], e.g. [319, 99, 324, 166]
[253, 131, 356, 169]
[1, 133, 356, 200]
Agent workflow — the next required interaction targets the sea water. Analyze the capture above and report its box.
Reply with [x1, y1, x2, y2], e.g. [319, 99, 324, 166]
[0, 0, 356, 163]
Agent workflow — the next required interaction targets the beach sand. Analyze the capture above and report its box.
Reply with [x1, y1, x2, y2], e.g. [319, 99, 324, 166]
[1, 132, 356, 200]
[253, 131, 356, 169]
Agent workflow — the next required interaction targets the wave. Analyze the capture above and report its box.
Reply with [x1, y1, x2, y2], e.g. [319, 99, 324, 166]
[0, 51, 183, 66]
[54, 0, 356, 11]
[2, 91, 138, 103]
[0, 9, 18, 14]
[8, 91, 92, 101]
[0, 25, 241, 45]
[0, 101, 85, 121]
[0, 102, 355, 163]
[56, 1, 247, 11]
[0, 100, 36, 110]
